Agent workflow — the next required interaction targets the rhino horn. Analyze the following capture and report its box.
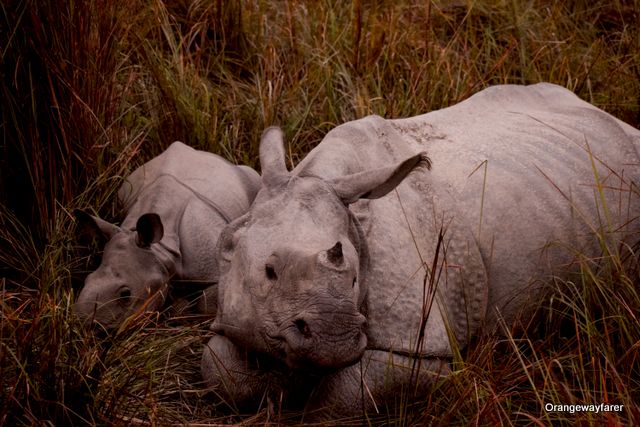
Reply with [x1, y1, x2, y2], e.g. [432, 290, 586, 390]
[330, 152, 431, 204]
[135, 213, 164, 248]
[259, 126, 289, 187]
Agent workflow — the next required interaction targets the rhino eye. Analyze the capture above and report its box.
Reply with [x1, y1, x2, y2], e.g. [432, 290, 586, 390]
[118, 287, 132, 301]
[265, 264, 277, 281]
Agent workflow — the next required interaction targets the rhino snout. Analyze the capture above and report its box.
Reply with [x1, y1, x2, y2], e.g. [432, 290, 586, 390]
[293, 318, 312, 338]
[278, 310, 367, 371]
[74, 298, 96, 325]
[289, 312, 366, 340]
[74, 292, 122, 329]
[74, 281, 137, 329]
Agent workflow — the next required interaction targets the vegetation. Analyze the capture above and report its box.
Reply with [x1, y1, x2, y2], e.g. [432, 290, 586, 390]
[1, 0, 639, 425]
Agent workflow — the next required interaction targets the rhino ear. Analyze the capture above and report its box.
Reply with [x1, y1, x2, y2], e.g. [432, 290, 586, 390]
[329, 152, 431, 204]
[259, 126, 289, 188]
[135, 213, 164, 248]
[75, 209, 121, 242]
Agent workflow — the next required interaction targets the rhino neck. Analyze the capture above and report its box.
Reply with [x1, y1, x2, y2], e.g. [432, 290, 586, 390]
[152, 237, 181, 279]
[347, 208, 370, 315]
[349, 172, 489, 359]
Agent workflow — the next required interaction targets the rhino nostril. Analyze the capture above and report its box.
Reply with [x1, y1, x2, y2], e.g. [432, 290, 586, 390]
[294, 318, 312, 338]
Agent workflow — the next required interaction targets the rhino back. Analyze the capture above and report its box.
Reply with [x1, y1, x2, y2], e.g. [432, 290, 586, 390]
[394, 83, 640, 324]
[118, 141, 259, 222]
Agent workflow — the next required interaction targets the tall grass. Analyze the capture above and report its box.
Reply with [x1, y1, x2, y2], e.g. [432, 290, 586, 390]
[1, 0, 639, 425]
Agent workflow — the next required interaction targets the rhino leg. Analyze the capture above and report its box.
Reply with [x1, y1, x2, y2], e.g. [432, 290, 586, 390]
[202, 334, 271, 407]
[303, 350, 451, 420]
[202, 335, 313, 410]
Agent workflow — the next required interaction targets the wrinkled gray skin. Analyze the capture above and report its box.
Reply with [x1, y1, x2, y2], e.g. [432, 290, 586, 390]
[202, 83, 640, 419]
[75, 141, 260, 329]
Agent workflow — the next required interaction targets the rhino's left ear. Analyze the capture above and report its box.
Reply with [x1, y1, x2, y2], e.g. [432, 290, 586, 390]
[75, 209, 121, 243]
[329, 152, 431, 204]
[135, 213, 164, 248]
[259, 126, 290, 188]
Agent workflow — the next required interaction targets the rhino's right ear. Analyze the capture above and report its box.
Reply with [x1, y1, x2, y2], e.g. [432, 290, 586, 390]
[74, 209, 121, 242]
[259, 126, 289, 188]
[330, 152, 431, 204]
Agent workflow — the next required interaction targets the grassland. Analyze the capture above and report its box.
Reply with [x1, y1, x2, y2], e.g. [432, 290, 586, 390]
[1, 0, 639, 425]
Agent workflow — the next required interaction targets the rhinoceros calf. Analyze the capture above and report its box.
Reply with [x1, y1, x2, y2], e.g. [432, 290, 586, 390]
[202, 83, 640, 418]
[75, 141, 260, 329]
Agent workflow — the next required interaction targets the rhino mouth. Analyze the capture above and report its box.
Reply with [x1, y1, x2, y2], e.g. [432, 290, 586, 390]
[265, 314, 368, 372]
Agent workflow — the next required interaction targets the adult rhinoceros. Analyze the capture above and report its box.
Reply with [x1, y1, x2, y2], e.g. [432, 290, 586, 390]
[202, 83, 640, 418]
[75, 141, 260, 329]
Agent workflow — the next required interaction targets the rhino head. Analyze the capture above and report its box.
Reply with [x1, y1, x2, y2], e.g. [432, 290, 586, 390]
[74, 210, 174, 329]
[212, 127, 429, 371]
